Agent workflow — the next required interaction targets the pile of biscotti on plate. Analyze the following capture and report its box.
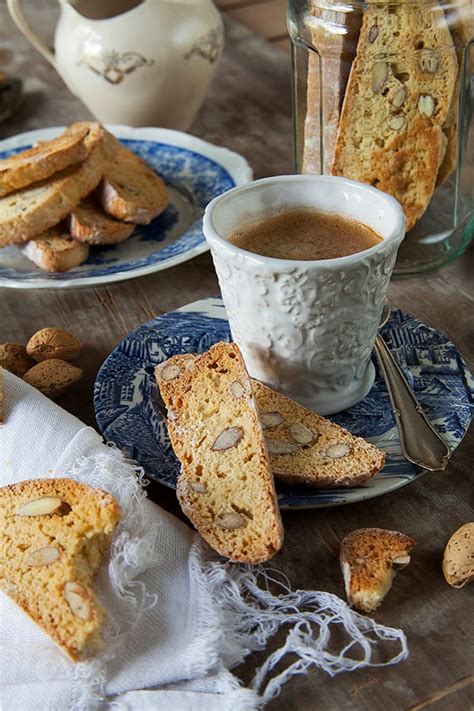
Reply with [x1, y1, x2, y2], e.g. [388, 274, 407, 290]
[303, 0, 472, 230]
[0, 122, 168, 272]
[155, 341, 386, 564]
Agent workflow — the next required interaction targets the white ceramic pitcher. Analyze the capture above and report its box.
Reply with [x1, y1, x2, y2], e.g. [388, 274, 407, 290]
[7, 0, 224, 130]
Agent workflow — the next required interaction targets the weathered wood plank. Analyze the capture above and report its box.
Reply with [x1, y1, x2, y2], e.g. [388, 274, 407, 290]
[225, 0, 287, 40]
[0, 5, 473, 711]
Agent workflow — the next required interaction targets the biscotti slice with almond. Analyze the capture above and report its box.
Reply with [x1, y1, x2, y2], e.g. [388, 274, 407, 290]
[0, 123, 107, 247]
[68, 195, 135, 245]
[331, 0, 457, 230]
[0, 478, 121, 661]
[98, 132, 169, 224]
[340, 528, 415, 613]
[155, 342, 284, 563]
[0, 122, 92, 198]
[252, 380, 385, 487]
[21, 227, 89, 272]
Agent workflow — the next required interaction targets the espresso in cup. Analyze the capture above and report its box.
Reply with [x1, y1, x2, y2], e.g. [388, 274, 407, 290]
[228, 208, 382, 261]
[203, 175, 406, 414]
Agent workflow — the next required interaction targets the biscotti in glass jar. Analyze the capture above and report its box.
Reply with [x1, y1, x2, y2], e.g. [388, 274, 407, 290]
[288, 0, 473, 275]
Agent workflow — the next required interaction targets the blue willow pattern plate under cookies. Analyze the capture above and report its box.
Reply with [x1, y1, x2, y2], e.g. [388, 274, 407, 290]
[94, 297, 473, 509]
[0, 126, 252, 289]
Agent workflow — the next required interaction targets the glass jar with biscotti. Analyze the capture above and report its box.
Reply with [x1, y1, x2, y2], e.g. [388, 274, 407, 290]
[288, 0, 473, 275]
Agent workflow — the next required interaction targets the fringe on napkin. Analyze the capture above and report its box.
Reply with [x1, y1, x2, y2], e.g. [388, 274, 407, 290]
[64, 445, 408, 711]
[63, 447, 161, 711]
[189, 540, 408, 708]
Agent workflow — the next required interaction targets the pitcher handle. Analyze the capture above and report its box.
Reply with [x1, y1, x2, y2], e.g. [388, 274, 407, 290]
[7, 0, 58, 69]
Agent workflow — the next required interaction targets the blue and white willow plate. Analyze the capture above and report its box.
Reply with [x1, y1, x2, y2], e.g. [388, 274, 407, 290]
[94, 297, 473, 509]
[0, 126, 252, 289]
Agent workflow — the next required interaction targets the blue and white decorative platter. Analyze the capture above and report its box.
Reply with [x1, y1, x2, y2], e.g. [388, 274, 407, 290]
[0, 126, 252, 289]
[94, 297, 473, 509]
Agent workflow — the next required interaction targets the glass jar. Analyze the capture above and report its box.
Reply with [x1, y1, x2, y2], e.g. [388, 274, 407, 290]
[288, 0, 473, 276]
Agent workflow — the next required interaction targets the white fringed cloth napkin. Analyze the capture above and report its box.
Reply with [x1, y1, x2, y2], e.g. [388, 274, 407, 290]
[0, 371, 408, 710]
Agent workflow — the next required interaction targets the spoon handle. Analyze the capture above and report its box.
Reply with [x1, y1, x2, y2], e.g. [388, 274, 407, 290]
[374, 334, 451, 471]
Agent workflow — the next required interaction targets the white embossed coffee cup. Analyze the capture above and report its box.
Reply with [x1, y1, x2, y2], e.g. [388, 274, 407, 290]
[203, 175, 405, 415]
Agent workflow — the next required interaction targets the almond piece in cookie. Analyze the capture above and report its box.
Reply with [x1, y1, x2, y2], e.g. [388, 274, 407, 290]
[0, 478, 120, 661]
[340, 527, 415, 613]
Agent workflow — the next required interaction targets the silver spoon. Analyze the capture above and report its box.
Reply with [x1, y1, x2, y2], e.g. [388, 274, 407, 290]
[375, 303, 451, 471]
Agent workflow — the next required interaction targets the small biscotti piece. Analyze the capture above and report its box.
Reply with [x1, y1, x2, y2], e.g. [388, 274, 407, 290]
[98, 133, 168, 224]
[0, 478, 121, 661]
[340, 528, 415, 613]
[26, 327, 83, 362]
[0, 122, 91, 198]
[0, 123, 107, 247]
[155, 342, 284, 563]
[332, 1, 457, 230]
[21, 227, 89, 272]
[69, 195, 135, 245]
[442, 522, 474, 588]
[252, 380, 385, 487]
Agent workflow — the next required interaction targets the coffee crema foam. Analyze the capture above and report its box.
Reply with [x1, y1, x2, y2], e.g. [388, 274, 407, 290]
[227, 208, 382, 260]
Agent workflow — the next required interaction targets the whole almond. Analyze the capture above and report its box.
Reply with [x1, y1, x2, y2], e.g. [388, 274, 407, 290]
[23, 359, 82, 398]
[372, 62, 388, 93]
[26, 328, 83, 362]
[0, 343, 35, 377]
[442, 522, 474, 588]
[159, 363, 182, 381]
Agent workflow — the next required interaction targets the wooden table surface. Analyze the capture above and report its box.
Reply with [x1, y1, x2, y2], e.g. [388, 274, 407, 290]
[1, 3, 473, 710]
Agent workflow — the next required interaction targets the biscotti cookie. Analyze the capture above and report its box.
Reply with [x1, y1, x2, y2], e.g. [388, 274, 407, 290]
[0, 478, 121, 661]
[340, 528, 415, 613]
[0, 123, 107, 247]
[302, 5, 361, 174]
[21, 227, 89, 272]
[252, 380, 385, 487]
[0, 122, 91, 198]
[98, 132, 169, 224]
[332, 0, 457, 230]
[68, 195, 135, 245]
[155, 343, 284, 563]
